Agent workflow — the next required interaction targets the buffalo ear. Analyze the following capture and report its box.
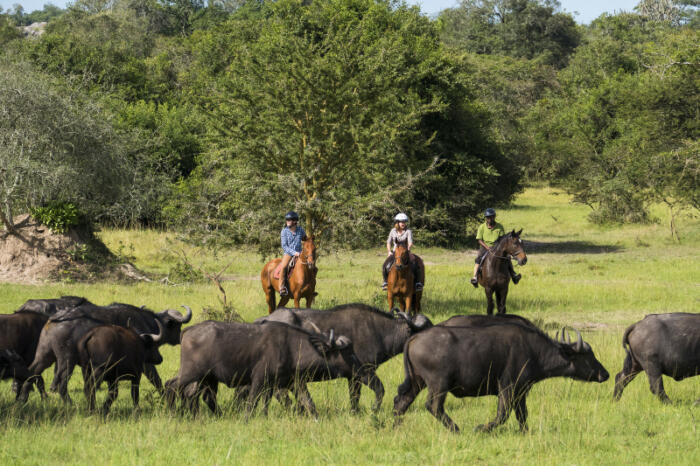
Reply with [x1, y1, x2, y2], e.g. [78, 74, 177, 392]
[309, 334, 331, 354]
[516, 228, 523, 237]
[333, 335, 352, 350]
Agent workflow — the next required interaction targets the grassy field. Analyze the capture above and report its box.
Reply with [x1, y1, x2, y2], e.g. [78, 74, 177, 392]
[1, 186, 698, 464]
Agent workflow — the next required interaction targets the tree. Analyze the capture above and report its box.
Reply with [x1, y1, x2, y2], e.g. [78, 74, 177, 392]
[168, 0, 519, 250]
[439, 0, 580, 68]
[0, 58, 135, 231]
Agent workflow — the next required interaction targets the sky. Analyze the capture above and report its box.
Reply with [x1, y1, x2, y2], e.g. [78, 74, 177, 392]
[1, 0, 641, 24]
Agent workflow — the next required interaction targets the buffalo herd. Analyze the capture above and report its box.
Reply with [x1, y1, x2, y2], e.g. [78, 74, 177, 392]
[0, 296, 698, 432]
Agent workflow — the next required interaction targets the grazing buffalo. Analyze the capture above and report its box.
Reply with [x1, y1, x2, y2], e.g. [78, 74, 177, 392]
[393, 320, 609, 433]
[78, 322, 164, 414]
[167, 321, 364, 418]
[19, 302, 192, 403]
[0, 349, 31, 387]
[0, 311, 49, 397]
[613, 313, 700, 404]
[255, 303, 433, 411]
[16, 296, 91, 315]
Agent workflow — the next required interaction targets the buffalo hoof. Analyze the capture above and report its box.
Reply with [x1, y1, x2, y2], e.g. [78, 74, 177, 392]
[474, 423, 495, 433]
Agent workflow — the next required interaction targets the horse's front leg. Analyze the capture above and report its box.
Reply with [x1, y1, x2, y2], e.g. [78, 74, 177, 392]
[293, 292, 301, 308]
[404, 295, 413, 315]
[387, 292, 394, 311]
[496, 285, 508, 314]
[484, 287, 495, 315]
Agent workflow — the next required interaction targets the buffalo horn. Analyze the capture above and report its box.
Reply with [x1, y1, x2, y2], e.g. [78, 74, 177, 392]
[329, 329, 335, 347]
[167, 305, 193, 323]
[143, 319, 164, 343]
[574, 328, 584, 352]
[308, 321, 322, 334]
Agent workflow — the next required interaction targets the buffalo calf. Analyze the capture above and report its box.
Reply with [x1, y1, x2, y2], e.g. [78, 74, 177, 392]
[78, 322, 163, 414]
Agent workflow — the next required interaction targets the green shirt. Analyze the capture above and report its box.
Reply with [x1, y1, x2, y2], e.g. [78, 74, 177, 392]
[476, 221, 505, 247]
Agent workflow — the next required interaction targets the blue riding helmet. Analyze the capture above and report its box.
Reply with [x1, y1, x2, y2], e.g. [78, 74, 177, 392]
[285, 211, 299, 221]
[484, 208, 496, 218]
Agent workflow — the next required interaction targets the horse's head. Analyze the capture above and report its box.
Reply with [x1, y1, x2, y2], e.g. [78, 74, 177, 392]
[502, 229, 527, 265]
[393, 243, 410, 270]
[301, 235, 316, 269]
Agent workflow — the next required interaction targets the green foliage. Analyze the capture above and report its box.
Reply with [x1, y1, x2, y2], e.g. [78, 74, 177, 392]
[525, 16, 699, 225]
[167, 258, 204, 283]
[439, 0, 581, 68]
[0, 13, 22, 45]
[168, 0, 520, 251]
[30, 202, 81, 233]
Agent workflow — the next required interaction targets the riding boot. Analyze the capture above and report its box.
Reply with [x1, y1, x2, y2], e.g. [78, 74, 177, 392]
[277, 254, 293, 296]
[508, 261, 521, 284]
[381, 256, 393, 290]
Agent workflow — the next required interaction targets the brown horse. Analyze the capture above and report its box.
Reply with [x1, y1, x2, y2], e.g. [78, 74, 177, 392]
[477, 229, 527, 315]
[261, 236, 317, 314]
[387, 243, 424, 315]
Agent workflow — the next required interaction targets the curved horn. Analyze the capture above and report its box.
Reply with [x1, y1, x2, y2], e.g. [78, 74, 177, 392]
[308, 321, 322, 334]
[574, 328, 583, 352]
[140, 305, 146, 310]
[142, 319, 164, 344]
[168, 305, 193, 323]
[329, 329, 335, 347]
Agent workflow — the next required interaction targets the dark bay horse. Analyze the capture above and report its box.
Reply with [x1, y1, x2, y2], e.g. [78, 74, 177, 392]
[477, 229, 527, 315]
[387, 243, 424, 315]
[261, 236, 317, 313]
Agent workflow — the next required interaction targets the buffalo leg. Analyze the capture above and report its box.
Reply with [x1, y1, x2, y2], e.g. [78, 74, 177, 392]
[359, 371, 384, 412]
[425, 387, 459, 433]
[484, 287, 495, 315]
[514, 395, 529, 432]
[202, 381, 221, 415]
[83, 366, 97, 412]
[56, 357, 78, 404]
[143, 364, 163, 394]
[259, 388, 273, 417]
[393, 375, 424, 426]
[348, 377, 362, 413]
[131, 377, 140, 410]
[292, 383, 317, 418]
[102, 378, 119, 415]
[50, 365, 60, 392]
[244, 379, 265, 420]
[613, 353, 643, 401]
[274, 389, 293, 410]
[19, 345, 56, 402]
[475, 386, 514, 432]
[646, 369, 671, 403]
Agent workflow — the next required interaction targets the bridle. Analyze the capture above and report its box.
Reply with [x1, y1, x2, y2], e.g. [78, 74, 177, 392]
[488, 236, 525, 261]
[392, 245, 410, 271]
[298, 243, 316, 270]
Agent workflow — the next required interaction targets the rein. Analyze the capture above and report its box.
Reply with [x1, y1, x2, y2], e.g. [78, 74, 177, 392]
[487, 236, 524, 261]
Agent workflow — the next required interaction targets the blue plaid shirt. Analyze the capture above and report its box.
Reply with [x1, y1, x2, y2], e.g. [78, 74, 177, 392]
[281, 226, 305, 256]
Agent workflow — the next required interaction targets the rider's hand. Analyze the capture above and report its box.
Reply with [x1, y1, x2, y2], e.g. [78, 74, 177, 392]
[294, 252, 300, 256]
[387, 251, 392, 257]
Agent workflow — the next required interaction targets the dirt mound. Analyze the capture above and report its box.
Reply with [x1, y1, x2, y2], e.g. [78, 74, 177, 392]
[0, 214, 142, 284]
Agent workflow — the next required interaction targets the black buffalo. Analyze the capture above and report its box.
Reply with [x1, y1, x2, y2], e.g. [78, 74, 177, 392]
[613, 312, 700, 404]
[19, 302, 192, 403]
[78, 322, 164, 414]
[166, 320, 364, 418]
[0, 310, 49, 397]
[255, 303, 433, 411]
[0, 349, 31, 387]
[16, 296, 91, 315]
[393, 320, 609, 432]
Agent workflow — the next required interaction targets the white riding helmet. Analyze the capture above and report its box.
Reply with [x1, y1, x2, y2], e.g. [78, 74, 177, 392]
[394, 213, 409, 223]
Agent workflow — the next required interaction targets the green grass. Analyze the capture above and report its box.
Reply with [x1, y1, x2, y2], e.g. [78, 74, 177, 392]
[1, 186, 699, 464]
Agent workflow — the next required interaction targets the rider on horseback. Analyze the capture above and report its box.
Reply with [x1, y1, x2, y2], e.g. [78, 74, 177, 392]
[382, 213, 423, 292]
[274, 211, 306, 297]
[470, 208, 521, 287]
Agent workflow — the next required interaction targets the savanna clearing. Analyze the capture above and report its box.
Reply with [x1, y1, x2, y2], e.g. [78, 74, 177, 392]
[1, 186, 698, 464]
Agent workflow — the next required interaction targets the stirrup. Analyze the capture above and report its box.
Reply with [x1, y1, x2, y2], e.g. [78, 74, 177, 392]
[511, 274, 521, 285]
[470, 277, 478, 288]
[414, 282, 423, 292]
[279, 286, 289, 297]
[381, 281, 387, 290]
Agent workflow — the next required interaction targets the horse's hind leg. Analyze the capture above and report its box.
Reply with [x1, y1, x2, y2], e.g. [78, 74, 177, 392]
[266, 288, 276, 314]
[484, 287, 495, 315]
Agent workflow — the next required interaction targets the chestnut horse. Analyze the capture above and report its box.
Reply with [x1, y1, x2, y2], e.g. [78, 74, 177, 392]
[477, 229, 527, 315]
[261, 236, 317, 314]
[387, 243, 424, 315]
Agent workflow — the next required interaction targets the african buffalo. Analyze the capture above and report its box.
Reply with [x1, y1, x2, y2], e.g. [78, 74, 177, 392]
[0, 310, 49, 397]
[613, 313, 700, 404]
[255, 303, 433, 411]
[393, 320, 609, 432]
[166, 320, 364, 418]
[0, 349, 31, 387]
[19, 302, 192, 403]
[16, 296, 91, 315]
[78, 322, 164, 414]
